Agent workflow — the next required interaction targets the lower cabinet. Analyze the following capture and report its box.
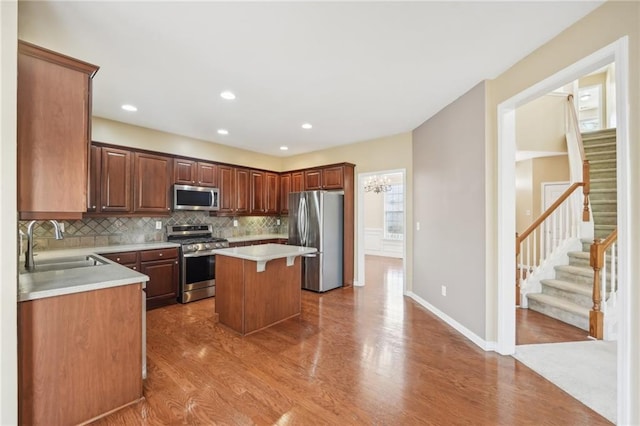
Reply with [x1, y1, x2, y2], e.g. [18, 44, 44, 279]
[140, 248, 179, 309]
[101, 247, 179, 309]
[18, 284, 143, 425]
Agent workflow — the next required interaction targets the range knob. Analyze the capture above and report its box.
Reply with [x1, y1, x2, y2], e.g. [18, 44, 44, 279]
[204, 243, 212, 250]
[186, 245, 195, 252]
[215, 242, 222, 248]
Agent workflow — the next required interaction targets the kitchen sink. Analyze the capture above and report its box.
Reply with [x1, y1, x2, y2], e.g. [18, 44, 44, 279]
[22, 254, 109, 273]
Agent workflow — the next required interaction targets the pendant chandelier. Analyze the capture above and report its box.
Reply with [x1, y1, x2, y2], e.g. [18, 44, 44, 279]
[364, 175, 391, 193]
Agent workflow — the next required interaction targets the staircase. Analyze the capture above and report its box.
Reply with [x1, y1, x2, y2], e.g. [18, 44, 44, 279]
[527, 128, 617, 331]
[584, 128, 617, 239]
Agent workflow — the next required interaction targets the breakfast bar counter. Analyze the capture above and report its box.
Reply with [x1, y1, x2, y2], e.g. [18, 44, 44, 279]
[212, 244, 316, 335]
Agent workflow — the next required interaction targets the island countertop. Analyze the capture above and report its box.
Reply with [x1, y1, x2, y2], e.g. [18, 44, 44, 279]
[211, 243, 316, 272]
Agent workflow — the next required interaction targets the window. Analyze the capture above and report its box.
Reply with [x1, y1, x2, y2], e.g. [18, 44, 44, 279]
[384, 184, 403, 240]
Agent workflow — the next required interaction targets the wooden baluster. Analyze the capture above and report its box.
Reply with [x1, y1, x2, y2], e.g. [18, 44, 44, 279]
[589, 238, 604, 339]
[582, 161, 590, 221]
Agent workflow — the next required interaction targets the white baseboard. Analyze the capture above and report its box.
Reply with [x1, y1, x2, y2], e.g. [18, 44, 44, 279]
[406, 291, 496, 352]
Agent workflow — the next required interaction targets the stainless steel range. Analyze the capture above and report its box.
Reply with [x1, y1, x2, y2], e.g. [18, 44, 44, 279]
[166, 224, 229, 303]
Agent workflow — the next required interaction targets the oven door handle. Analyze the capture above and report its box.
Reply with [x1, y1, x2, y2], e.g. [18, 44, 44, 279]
[182, 250, 219, 258]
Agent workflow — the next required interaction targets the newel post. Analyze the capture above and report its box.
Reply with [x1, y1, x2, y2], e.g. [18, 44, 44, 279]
[589, 239, 604, 339]
[582, 161, 591, 222]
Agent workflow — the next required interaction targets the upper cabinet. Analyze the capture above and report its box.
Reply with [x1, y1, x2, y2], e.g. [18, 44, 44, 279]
[304, 169, 322, 190]
[133, 152, 172, 214]
[217, 165, 250, 215]
[173, 159, 218, 187]
[17, 41, 99, 220]
[87, 143, 172, 216]
[250, 170, 278, 215]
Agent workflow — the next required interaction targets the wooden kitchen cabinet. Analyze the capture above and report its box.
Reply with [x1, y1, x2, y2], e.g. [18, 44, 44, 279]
[99, 146, 132, 213]
[291, 172, 304, 192]
[174, 159, 218, 187]
[87, 144, 101, 213]
[133, 152, 172, 214]
[218, 165, 250, 216]
[18, 284, 143, 425]
[265, 172, 279, 214]
[17, 41, 99, 220]
[279, 173, 291, 214]
[173, 158, 196, 185]
[101, 251, 140, 271]
[304, 169, 323, 190]
[322, 165, 344, 189]
[250, 170, 265, 214]
[140, 248, 179, 309]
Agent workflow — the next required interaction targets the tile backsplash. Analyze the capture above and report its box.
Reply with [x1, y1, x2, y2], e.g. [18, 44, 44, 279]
[19, 212, 289, 252]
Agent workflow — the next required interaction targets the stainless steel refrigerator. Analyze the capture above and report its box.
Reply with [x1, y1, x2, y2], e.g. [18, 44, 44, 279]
[288, 191, 343, 292]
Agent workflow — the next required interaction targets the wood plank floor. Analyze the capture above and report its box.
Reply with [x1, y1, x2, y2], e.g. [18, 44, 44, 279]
[516, 306, 592, 345]
[96, 255, 609, 425]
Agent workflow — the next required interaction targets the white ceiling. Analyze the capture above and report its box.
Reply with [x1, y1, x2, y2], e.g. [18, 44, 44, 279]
[18, 1, 603, 157]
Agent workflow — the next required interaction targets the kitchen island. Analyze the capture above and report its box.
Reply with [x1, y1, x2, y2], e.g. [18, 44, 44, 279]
[212, 244, 316, 336]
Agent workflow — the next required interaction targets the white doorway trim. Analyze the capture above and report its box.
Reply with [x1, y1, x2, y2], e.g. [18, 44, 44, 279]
[497, 37, 631, 422]
[356, 168, 407, 293]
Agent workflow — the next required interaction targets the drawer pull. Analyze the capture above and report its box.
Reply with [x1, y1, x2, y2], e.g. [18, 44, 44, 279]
[159, 253, 163, 257]
[116, 257, 120, 262]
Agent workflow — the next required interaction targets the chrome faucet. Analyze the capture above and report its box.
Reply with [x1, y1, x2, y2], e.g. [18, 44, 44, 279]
[25, 220, 64, 270]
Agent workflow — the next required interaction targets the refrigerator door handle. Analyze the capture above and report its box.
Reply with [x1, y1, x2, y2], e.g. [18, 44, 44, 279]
[299, 196, 308, 246]
[302, 253, 316, 258]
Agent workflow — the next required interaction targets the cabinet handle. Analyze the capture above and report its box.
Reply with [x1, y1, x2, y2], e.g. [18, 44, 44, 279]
[92, 205, 96, 209]
[167, 207, 170, 211]
[116, 257, 120, 262]
[159, 253, 163, 257]
[174, 261, 178, 265]
[132, 266, 137, 270]
[102, 206, 106, 209]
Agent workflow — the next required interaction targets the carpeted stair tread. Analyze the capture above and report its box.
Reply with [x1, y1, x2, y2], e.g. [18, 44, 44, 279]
[555, 264, 593, 278]
[527, 293, 590, 317]
[568, 251, 590, 260]
[589, 159, 616, 167]
[540, 278, 592, 297]
[585, 150, 616, 159]
[581, 128, 616, 140]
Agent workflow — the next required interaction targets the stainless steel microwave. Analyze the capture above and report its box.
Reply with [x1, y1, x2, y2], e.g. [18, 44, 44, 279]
[173, 184, 220, 211]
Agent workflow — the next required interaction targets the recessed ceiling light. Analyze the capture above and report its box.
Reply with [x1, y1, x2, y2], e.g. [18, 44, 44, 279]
[217, 129, 229, 135]
[280, 146, 289, 151]
[301, 123, 312, 130]
[121, 104, 137, 112]
[220, 91, 236, 100]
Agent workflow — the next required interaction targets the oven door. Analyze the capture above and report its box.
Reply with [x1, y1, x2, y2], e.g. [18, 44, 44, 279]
[181, 251, 216, 302]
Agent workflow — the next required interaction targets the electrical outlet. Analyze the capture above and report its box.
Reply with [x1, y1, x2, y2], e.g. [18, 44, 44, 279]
[59, 222, 65, 233]
[233, 220, 238, 227]
[416, 222, 420, 231]
[441, 285, 447, 296]
[276, 219, 281, 225]
[155, 220, 162, 230]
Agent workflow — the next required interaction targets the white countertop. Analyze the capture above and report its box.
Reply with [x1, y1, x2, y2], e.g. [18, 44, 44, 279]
[18, 242, 178, 302]
[212, 243, 316, 272]
[226, 233, 288, 243]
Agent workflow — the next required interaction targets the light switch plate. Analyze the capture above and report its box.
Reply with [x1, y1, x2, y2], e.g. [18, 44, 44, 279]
[233, 220, 238, 227]
[155, 220, 162, 230]
[276, 219, 281, 225]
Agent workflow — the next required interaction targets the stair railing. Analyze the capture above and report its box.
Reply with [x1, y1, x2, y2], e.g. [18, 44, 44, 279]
[516, 183, 586, 304]
[515, 95, 591, 305]
[589, 228, 618, 339]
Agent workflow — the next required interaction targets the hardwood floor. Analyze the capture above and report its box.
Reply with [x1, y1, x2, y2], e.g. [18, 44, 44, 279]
[516, 307, 592, 345]
[96, 255, 609, 425]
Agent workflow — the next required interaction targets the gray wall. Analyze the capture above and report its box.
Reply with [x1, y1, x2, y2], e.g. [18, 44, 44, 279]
[412, 81, 487, 339]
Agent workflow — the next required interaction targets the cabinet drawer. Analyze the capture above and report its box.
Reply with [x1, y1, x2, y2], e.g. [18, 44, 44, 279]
[140, 248, 178, 262]
[101, 251, 138, 265]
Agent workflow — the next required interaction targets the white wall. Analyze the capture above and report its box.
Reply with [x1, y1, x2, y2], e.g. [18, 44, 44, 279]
[0, 1, 18, 423]
[412, 82, 487, 339]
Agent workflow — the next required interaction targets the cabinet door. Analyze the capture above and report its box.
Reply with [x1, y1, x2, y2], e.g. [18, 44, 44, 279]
[235, 168, 251, 214]
[291, 172, 304, 192]
[173, 159, 196, 185]
[279, 173, 291, 214]
[197, 162, 218, 187]
[100, 147, 132, 213]
[134, 152, 172, 214]
[217, 165, 235, 214]
[322, 166, 344, 189]
[141, 259, 179, 309]
[17, 42, 98, 220]
[87, 144, 101, 213]
[304, 169, 322, 190]
[265, 172, 279, 215]
[250, 170, 265, 214]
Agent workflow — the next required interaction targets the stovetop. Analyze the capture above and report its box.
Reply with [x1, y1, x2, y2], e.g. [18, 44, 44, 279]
[166, 224, 228, 253]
